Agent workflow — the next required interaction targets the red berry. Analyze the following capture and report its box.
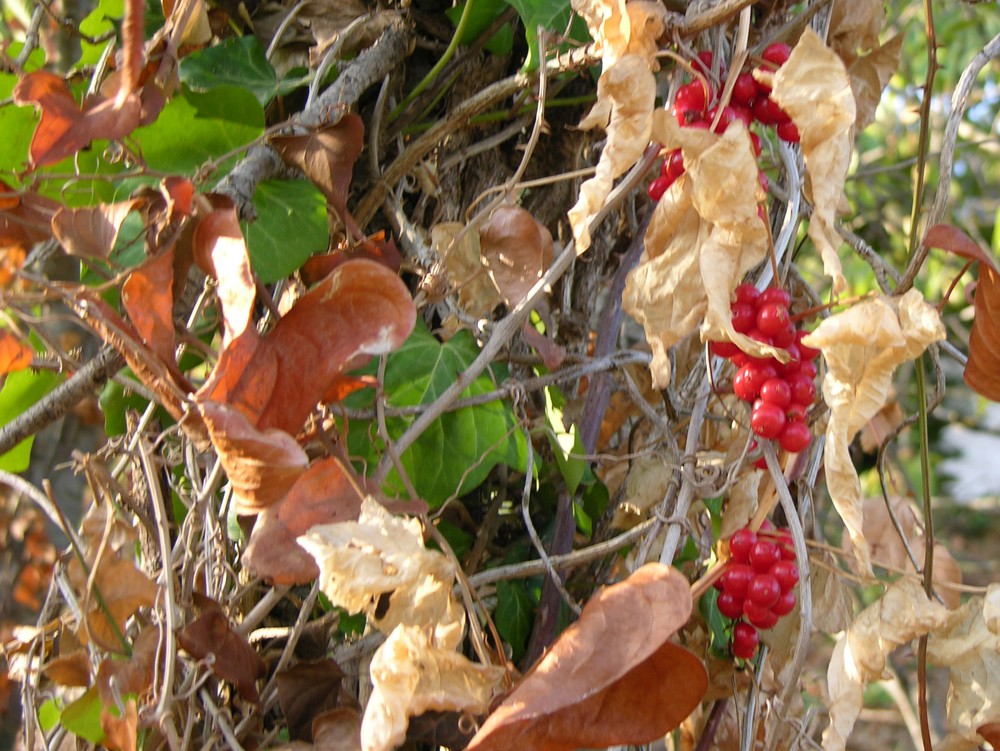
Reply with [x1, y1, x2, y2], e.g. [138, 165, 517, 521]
[734, 283, 760, 306]
[760, 378, 792, 409]
[729, 528, 757, 563]
[734, 362, 777, 402]
[762, 42, 792, 67]
[717, 590, 745, 619]
[710, 340, 742, 358]
[776, 531, 796, 561]
[749, 540, 781, 572]
[756, 302, 791, 337]
[731, 621, 759, 659]
[796, 330, 821, 360]
[732, 72, 759, 106]
[746, 328, 773, 347]
[778, 420, 811, 452]
[753, 95, 785, 126]
[770, 560, 800, 592]
[772, 322, 797, 348]
[674, 81, 709, 124]
[744, 600, 780, 629]
[721, 563, 755, 598]
[758, 287, 792, 308]
[664, 149, 685, 180]
[731, 302, 757, 333]
[695, 50, 716, 75]
[787, 374, 816, 407]
[771, 590, 797, 616]
[776, 342, 802, 376]
[747, 574, 781, 608]
[777, 120, 800, 143]
[647, 175, 673, 201]
[798, 360, 818, 379]
[751, 400, 786, 439]
[784, 403, 808, 422]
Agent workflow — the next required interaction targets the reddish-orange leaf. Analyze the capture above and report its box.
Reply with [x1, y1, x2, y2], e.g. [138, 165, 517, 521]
[466, 564, 707, 751]
[276, 658, 346, 741]
[101, 698, 138, 751]
[243, 457, 365, 584]
[0, 180, 59, 255]
[96, 627, 159, 706]
[51, 199, 143, 260]
[79, 556, 159, 652]
[521, 319, 566, 370]
[301, 232, 403, 285]
[924, 223, 1000, 274]
[978, 723, 1000, 748]
[122, 249, 176, 366]
[178, 606, 266, 702]
[0, 329, 34, 374]
[965, 265, 1000, 401]
[13, 71, 143, 169]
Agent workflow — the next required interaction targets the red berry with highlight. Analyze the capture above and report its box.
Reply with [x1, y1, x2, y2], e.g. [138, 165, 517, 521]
[731, 302, 757, 333]
[778, 420, 811, 453]
[722, 563, 756, 598]
[756, 302, 792, 336]
[777, 120, 800, 143]
[749, 540, 781, 572]
[762, 42, 792, 67]
[747, 574, 781, 608]
[770, 560, 800, 592]
[735, 284, 760, 306]
[751, 401, 786, 439]
[732, 72, 759, 105]
[732, 621, 759, 659]
[772, 590, 797, 616]
[717, 591, 745, 619]
[744, 601, 780, 629]
[729, 528, 757, 563]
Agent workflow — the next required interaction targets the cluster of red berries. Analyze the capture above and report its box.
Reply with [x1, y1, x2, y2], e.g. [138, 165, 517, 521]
[709, 284, 819, 455]
[715, 525, 799, 659]
[648, 43, 797, 202]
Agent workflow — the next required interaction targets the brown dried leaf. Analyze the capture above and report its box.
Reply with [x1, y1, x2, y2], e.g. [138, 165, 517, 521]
[122, 250, 176, 366]
[276, 658, 345, 741]
[96, 627, 159, 705]
[858, 399, 904, 452]
[827, 0, 885, 62]
[0, 181, 59, 256]
[809, 554, 854, 635]
[193, 202, 257, 345]
[51, 199, 142, 260]
[434, 222, 501, 319]
[848, 35, 903, 131]
[0, 329, 34, 374]
[924, 223, 1000, 274]
[801, 290, 944, 574]
[770, 28, 856, 294]
[43, 648, 92, 687]
[314, 707, 363, 751]
[80, 555, 159, 651]
[466, 564, 707, 751]
[243, 457, 365, 584]
[965, 265, 1000, 400]
[568, 55, 655, 253]
[823, 577, 960, 751]
[363, 624, 505, 751]
[480, 205, 553, 307]
[101, 698, 138, 751]
[178, 606, 266, 702]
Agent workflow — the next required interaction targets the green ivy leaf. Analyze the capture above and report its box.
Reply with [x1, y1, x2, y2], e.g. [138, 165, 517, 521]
[446, 0, 515, 57]
[503, 0, 590, 70]
[0, 73, 36, 173]
[132, 86, 264, 176]
[0, 368, 61, 472]
[37, 698, 62, 732]
[543, 384, 586, 496]
[60, 687, 105, 744]
[180, 37, 281, 107]
[244, 179, 329, 283]
[495, 579, 535, 663]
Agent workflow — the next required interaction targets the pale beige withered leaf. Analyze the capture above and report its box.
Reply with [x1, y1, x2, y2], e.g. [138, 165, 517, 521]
[480, 205, 553, 307]
[362, 624, 504, 751]
[623, 114, 771, 388]
[809, 553, 854, 635]
[298, 498, 462, 644]
[433, 222, 501, 319]
[858, 398, 904, 452]
[801, 290, 944, 574]
[569, 55, 654, 253]
[927, 586, 1000, 751]
[827, 0, 885, 62]
[622, 1, 668, 69]
[823, 577, 960, 751]
[769, 28, 855, 295]
[848, 35, 903, 131]
[572, 0, 668, 69]
[910, 538, 963, 610]
[613, 454, 671, 529]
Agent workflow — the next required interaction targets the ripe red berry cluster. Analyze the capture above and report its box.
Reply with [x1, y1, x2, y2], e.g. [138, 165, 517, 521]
[709, 284, 819, 455]
[648, 43, 797, 202]
[715, 525, 799, 660]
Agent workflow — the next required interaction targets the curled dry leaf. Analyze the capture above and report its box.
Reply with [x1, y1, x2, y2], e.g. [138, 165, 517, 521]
[0, 181, 59, 258]
[276, 658, 346, 741]
[809, 553, 854, 635]
[74, 555, 159, 651]
[801, 290, 944, 574]
[827, 0, 885, 63]
[571, 0, 667, 69]
[769, 28, 856, 294]
[100, 698, 138, 751]
[568, 55, 655, 253]
[363, 624, 504, 751]
[434, 222, 501, 319]
[624, 116, 769, 389]
[848, 35, 903, 131]
[964, 265, 1000, 401]
[0, 329, 34, 375]
[178, 605, 267, 702]
[479, 205, 553, 307]
[466, 564, 707, 751]
[122, 249, 176, 367]
[43, 648, 92, 687]
[823, 577, 960, 751]
[51, 199, 143, 260]
[96, 627, 159, 706]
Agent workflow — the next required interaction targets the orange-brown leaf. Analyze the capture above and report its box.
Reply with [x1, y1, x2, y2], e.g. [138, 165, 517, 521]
[81, 556, 159, 651]
[51, 199, 143, 260]
[466, 564, 707, 751]
[193, 202, 257, 345]
[101, 698, 138, 751]
[0, 329, 34, 374]
[479, 205, 553, 307]
[43, 648, 92, 687]
[96, 627, 159, 705]
[924, 223, 1000, 274]
[965, 265, 1000, 401]
[122, 250, 176, 366]
[276, 658, 346, 741]
[0, 181, 59, 257]
[178, 608, 266, 702]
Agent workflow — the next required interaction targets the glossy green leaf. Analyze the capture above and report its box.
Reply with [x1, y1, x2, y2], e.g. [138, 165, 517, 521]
[496, 579, 535, 663]
[0, 73, 36, 173]
[543, 385, 585, 496]
[0, 368, 61, 472]
[503, 0, 590, 70]
[446, 0, 514, 57]
[180, 37, 281, 106]
[244, 179, 329, 283]
[60, 686, 105, 744]
[131, 87, 264, 176]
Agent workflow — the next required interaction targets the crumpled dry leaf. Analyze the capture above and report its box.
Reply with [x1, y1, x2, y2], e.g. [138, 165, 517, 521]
[926, 586, 1000, 751]
[276, 658, 346, 741]
[51, 199, 143, 260]
[480, 205, 553, 307]
[624, 115, 769, 388]
[122, 249, 176, 367]
[434, 222, 501, 319]
[823, 577, 960, 751]
[848, 35, 903, 131]
[72, 554, 159, 651]
[802, 290, 944, 574]
[612, 454, 670, 529]
[299, 498, 463, 644]
[827, 0, 885, 63]
[363, 624, 504, 751]
[101, 698, 138, 751]
[768, 28, 856, 294]
[809, 553, 854, 635]
[0, 329, 34, 375]
[466, 564, 707, 751]
[568, 55, 654, 253]
[858, 397, 904, 452]
[177, 604, 267, 702]
[571, 0, 667, 69]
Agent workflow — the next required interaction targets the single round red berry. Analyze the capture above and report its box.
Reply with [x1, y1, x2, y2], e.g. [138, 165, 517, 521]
[756, 302, 791, 337]
[753, 95, 785, 125]
[731, 302, 757, 333]
[758, 287, 792, 308]
[777, 120, 800, 143]
[674, 81, 709, 124]
[762, 42, 792, 67]
[747, 574, 781, 608]
[722, 563, 755, 598]
[710, 340, 742, 358]
[778, 420, 811, 452]
[796, 330, 821, 361]
[744, 600, 780, 629]
[776, 342, 802, 376]
[748, 539, 781, 572]
[732, 621, 759, 659]
[787, 374, 816, 407]
[732, 72, 759, 106]
[735, 283, 760, 306]
[770, 560, 800, 592]
[784, 403, 808, 422]
[798, 360, 818, 379]
[664, 149, 685, 180]
[729, 528, 757, 563]
[751, 401, 786, 439]
[760, 378, 792, 409]
[735, 362, 778, 402]
[717, 590, 745, 619]
[771, 589, 797, 616]
[648, 175, 673, 201]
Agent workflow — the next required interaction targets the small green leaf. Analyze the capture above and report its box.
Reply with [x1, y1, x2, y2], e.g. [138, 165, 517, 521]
[244, 179, 329, 283]
[180, 37, 281, 107]
[99, 378, 149, 437]
[698, 589, 732, 660]
[503, 0, 590, 70]
[0, 368, 61, 472]
[60, 687, 105, 744]
[496, 579, 535, 663]
[38, 698, 62, 732]
[543, 385, 586, 496]
[435, 518, 473, 560]
[446, 0, 514, 56]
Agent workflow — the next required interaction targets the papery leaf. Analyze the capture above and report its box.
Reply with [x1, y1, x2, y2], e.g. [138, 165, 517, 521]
[199, 400, 309, 514]
[100, 698, 138, 751]
[568, 55, 654, 253]
[79, 556, 159, 651]
[313, 707, 363, 751]
[466, 564, 707, 751]
[243, 457, 365, 584]
[122, 250, 176, 366]
[848, 35, 903, 131]
[0, 181, 59, 257]
[824, 578, 960, 751]
[809, 554, 854, 635]
[0, 330, 34, 374]
[43, 649, 92, 687]
[96, 627, 159, 706]
[178, 606, 266, 702]
[480, 205, 553, 307]
[272, 115, 365, 237]
[12, 71, 143, 169]
[363, 624, 504, 751]
[434, 222, 501, 319]
[570, 0, 667, 69]
[965, 266, 1000, 400]
[276, 658, 345, 741]
[51, 199, 143, 261]
[802, 290, 944, 574]
[827, 0, 885, 62]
